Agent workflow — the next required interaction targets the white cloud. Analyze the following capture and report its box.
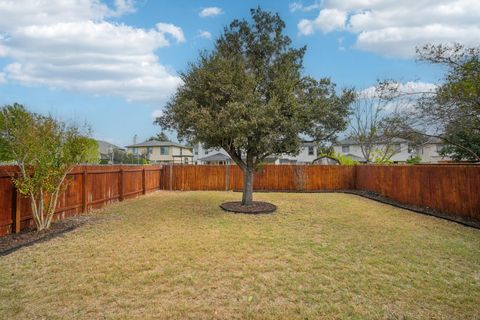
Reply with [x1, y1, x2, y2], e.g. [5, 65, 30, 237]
[151, 109, 163, 119]
[299, 8, 347, 34]
[289, 1, 321, 13]
[297, 0, 480, 58]
[113, 0, 136, 16]
[359, 81, 437, 111]
[156, 22, 186, 44]
[199, 7, 223, 18]
[0, 0, 184, 103]
[360, 81, 436, 96]
[198, 30, 212, 39]
[0, 72, 5, 84]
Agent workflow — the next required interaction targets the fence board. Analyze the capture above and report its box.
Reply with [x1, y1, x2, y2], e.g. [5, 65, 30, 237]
[0, 165, 163, 236]
[355, 165, 480, 221]
[165, 164, 479, 224]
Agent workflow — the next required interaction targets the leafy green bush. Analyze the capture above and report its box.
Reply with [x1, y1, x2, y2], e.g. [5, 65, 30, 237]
[406, 155, 422, 164]
[0, 103, 96, 231]
[320, 152, 358, 165]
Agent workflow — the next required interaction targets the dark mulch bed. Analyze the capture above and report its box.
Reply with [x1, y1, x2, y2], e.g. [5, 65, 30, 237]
[220, 201, 277, 214]
[0, 215, 101, 256]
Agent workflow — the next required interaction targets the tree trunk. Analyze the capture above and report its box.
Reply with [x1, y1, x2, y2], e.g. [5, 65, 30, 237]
[242, 167, 254, 205]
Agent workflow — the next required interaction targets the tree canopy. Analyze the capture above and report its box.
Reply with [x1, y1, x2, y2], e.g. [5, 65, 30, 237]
[158, 8, 354, 205]
[0, 103, 97, 230]
[383, 44, 480, 161]
[148, 132, 170, 142]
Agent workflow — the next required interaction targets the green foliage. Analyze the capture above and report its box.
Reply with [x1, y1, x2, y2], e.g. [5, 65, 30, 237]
[0, 103, 96, 230]
[83, 138, 100, 164]
[371, 148, 394, 164]
[120, 152, 149, 165]
[417, 44, 480, 161]
[148, 132, 170, 142]
[158, 8, 354, 204]
[438, 127, 480, 162]
[406, 155, 422, 164]
[320, 152, 358, 165]
[383, 44, 480, 161]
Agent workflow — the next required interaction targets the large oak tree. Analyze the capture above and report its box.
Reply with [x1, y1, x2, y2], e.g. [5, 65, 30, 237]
[158, 8, 354, 205]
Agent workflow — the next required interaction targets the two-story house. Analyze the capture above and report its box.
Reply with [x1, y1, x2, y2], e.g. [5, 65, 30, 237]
[333, 137, 452, 163]
[416, 137, 451, 163]
[332, 137, 413, 163]
[193, 141, 319, 165]
[126, 140, 193, 164]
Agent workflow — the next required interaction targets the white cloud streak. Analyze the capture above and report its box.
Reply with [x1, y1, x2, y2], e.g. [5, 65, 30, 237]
[289, 1, 321, 13]
[199, 7, 223, 18]
[0, 0, 184, 103]
[297, 0, 480, 58]
[198, 30, 212, 39]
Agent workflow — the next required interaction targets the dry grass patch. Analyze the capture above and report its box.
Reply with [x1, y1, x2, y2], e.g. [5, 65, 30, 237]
[1, 191, 479, 319]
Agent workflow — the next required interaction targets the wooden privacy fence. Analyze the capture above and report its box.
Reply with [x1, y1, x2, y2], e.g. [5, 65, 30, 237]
[163, 164, 480, 225]
[1, 163, 479, 236]
[0, 165, 162, 236]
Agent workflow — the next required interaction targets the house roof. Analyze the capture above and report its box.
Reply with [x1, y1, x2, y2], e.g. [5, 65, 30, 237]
[336, 137, 409, 145]
[125, 140, 192, 149]
[313, 156, 340, 164]
[422, 137, 443, 144]
[96, 140, 124, 155]
[199, 153, 231, 162]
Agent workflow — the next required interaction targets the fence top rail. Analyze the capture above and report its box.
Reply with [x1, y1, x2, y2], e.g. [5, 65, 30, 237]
[0, 164, 163, 176]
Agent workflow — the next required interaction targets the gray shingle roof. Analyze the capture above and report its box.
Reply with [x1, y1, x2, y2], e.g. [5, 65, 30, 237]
[96, 140, 124, 155]
[125, 140, 192, 149]
[199, 153, 231, 162]
[336, 137, 409, 145]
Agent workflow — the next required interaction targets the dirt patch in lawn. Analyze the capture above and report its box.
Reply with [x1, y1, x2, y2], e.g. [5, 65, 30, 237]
[220, 201, 277, 214]
[0, 214, 105, 256]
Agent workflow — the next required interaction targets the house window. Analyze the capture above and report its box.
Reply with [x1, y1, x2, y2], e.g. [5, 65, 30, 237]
[205, 149, 209, 155]
[160, 146, 169, 155]
[147, 147, 153, 154]
[342, 145, 349, 153]
[132, 147, 138, 155]
[436, 144, 443, 152]
[194, 148, 198, 155]
[394, 144, 401, 152]
[308, 146, 314, 155]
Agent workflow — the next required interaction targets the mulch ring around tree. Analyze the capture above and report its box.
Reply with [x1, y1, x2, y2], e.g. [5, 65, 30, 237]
[220, 201, 277, 214]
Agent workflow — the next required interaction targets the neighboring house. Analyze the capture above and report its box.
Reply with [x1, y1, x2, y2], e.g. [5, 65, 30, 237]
[332, 137, 413, 163]
[313, 156, 340, 165]
[96, 140, 125, 164]
[193, 144, 231, 165]
[274, 141, 319, 164]
[193, 141, 319, 165]
[125, 140, 193, 164]
[416, 137, 451, 163]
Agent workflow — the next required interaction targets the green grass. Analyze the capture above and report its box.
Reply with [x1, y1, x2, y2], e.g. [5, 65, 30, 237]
[1, 191, 479, 319]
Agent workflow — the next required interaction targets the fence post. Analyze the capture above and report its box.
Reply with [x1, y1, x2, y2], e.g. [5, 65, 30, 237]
[353, 165, 358, 190]
[169, 163, 173, 191]
[119, 167, 124, 201]
[82, 167, 88, 213]
[142, 167, 146, 195]
[12, 173, 21, 234]
[225, 160, 229, 191]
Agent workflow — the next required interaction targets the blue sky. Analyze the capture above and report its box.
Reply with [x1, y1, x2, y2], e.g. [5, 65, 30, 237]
[0, 0, 478, 146]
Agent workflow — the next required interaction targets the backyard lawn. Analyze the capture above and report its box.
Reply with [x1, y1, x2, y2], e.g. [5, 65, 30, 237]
[0, 191, 479, 319]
